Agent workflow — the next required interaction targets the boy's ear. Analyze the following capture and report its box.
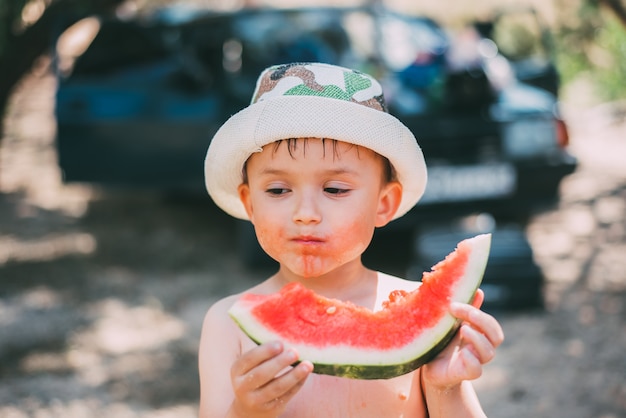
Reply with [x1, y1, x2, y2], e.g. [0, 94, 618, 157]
[375, 181, 403, 228]
[238, 183, 255, 222]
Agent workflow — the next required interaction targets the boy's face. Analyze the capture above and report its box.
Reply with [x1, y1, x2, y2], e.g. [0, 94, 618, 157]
[238, 138, 402, 279]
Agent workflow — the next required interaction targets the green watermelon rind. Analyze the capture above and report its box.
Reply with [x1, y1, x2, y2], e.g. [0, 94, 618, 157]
[306, 316, 464, 379]
[233, 312, 465, 380]
[229, 233, 490, 380]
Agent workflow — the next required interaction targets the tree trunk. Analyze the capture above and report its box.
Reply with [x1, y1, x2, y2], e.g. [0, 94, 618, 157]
[0, 0, 125, 136]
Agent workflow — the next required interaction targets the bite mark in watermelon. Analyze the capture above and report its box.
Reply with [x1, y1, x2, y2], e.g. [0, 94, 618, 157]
[229, 233, 491, 380]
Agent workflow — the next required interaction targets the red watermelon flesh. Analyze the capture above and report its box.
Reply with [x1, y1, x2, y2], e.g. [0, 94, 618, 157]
[229, 233, 491, 379]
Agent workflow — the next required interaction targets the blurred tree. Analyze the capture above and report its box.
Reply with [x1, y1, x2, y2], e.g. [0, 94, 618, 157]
[555, 0, 626, 101]
[0, 0, 126, 136]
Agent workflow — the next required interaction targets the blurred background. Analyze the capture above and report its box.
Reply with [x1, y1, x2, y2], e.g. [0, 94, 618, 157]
[0, 0, 625, 417]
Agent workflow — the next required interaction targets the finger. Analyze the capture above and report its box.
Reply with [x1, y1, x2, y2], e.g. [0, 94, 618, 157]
[456, 345, 484, 381]
[261, 360, 313, 405]
[471, 289, 484, 309]
[450, 303, 504, 348]
[237, 346, 301, 392]
[232, 341, 284, 377]
[459, 324, 496, 364]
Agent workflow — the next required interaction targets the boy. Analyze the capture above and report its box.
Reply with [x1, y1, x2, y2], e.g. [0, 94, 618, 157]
[199, 62, 504, 417]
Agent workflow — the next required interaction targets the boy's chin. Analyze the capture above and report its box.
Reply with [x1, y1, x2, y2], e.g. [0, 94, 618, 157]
[278, 255, 333, 280]
[279, 253, 363, 281]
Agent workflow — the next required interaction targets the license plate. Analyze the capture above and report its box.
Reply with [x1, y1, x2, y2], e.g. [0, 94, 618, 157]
[420, 163, 516, 204]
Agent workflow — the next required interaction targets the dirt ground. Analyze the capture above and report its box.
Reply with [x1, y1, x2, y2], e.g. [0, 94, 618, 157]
[0, 62, 625, 418]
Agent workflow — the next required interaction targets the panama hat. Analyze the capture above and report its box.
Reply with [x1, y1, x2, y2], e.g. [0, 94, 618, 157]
[204, 62, 427, 221]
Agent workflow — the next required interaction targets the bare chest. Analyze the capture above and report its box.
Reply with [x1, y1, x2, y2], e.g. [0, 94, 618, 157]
[281, 372, 426, 418]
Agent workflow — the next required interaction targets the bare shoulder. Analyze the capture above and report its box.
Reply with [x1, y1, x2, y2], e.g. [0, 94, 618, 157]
[202, 280, 271, 331]
[199, 294, 243, 360]
[200, 280, 274, 349]
[204, 293, 239, 321]
[200, 294, 237, 337]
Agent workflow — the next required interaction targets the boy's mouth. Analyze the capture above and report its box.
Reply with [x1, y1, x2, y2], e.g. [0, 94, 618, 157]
[292, 235, 324, 244]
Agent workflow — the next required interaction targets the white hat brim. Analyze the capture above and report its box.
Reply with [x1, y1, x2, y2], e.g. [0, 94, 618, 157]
[205, 95, 427, 220]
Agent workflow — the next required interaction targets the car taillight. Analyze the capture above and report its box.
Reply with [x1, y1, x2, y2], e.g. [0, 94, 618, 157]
[555, 118, 569, 148]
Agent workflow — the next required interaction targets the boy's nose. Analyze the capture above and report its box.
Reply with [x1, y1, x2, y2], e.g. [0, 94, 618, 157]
[292, 191, 322, 224]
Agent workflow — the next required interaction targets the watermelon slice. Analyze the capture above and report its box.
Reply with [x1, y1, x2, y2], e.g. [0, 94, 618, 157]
[229, 233, 491, 380]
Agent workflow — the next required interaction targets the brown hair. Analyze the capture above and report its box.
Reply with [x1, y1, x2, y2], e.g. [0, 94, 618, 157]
[241, 138, 396, 184]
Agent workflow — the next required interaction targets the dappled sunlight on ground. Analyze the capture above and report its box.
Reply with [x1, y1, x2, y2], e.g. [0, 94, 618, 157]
[0, 67, 249, 416]
[0, 233, 96, 264]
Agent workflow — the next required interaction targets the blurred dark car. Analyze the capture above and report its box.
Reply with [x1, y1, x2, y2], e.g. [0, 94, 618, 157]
[54, 6, 576, 307]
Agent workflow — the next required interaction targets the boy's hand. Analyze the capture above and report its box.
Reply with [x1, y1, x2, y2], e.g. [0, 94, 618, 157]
[422, 289, 504, 390]
[230, 341, 313, 417]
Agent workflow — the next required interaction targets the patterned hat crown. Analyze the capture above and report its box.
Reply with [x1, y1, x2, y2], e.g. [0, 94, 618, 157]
[252, 63, 388, 112]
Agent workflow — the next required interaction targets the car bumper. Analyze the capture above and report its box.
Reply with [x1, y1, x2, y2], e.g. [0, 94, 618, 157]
[389, 153, 577, 228]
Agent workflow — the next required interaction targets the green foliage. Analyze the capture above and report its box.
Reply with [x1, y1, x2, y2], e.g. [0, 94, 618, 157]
[593, 14, 626, 101]
[491, 11, 548, 62]
[554, 2, 626, 101]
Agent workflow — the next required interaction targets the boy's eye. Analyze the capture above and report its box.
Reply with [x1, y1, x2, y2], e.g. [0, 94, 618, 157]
[324, 187, 350, 195]
[266, 188, 289, 195]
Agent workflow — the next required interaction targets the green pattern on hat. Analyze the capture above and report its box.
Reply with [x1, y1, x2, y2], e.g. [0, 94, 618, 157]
[283, 70, 373, 102]
[252, 62, 387, 112]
